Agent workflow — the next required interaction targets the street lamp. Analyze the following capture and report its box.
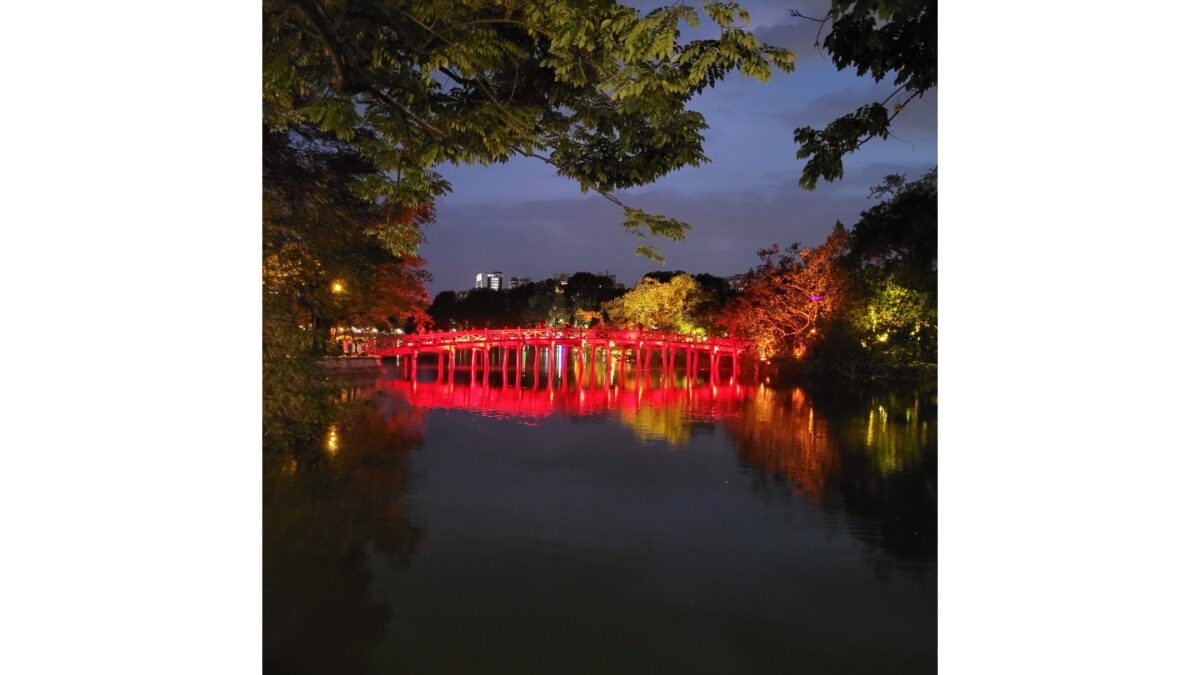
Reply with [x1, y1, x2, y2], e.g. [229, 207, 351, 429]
[331, 280, 347, 353]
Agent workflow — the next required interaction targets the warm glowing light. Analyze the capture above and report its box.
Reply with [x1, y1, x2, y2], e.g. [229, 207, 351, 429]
[331, 280, 346, 294]
[325, 425, 340, 456]
[877, 333, 889, 343]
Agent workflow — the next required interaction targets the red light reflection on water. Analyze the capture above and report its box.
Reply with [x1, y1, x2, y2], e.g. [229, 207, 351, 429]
[374, 374, 752, 424]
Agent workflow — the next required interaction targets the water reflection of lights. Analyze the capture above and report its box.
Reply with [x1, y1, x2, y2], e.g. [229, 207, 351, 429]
[375, 374, 931, 497]
[863, 400, 927, 476]
[325, 425, 340, 456]
[378, 376, 750, 428]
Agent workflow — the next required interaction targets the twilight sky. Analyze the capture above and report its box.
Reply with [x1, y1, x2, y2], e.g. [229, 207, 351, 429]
[424, 0, 937, 293]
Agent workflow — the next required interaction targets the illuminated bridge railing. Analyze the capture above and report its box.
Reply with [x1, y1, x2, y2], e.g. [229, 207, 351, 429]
[372, 327, 750, 355]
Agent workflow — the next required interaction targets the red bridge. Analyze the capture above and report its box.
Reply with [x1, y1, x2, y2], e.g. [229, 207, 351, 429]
[368, 327, 754, 385]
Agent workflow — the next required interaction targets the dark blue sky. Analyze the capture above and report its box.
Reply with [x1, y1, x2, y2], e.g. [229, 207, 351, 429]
[424, 0, 936, 293]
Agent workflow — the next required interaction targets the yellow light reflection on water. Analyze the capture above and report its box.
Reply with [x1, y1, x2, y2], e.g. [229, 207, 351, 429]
[325, 425, 340, 456]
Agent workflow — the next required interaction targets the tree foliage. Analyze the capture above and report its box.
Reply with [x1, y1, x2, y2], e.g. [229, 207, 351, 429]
[264, 124, 434, 453]
[264, 0, 795, 258]
[791, 0, 936, 189]
[718, 226, 851, 359]
[602, 274, 712, 335]
[264, 126, 433, 335]
[846, 166, 937, 294]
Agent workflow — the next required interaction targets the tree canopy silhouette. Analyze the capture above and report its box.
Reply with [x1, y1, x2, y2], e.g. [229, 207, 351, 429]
[791, 0, 936, 189]
[264, 0, 795, 259]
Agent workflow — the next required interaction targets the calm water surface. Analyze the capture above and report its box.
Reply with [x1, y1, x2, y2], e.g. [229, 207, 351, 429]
[264, 365, 936, 674]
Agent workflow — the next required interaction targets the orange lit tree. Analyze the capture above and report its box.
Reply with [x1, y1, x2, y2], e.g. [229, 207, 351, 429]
[718, 225, 850, 360]
[341, 206, 435, 331]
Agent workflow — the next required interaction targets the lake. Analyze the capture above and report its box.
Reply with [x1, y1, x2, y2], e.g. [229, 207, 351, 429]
[264, 362, 937, 673]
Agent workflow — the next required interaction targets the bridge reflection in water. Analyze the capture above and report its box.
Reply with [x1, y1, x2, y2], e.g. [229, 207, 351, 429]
[374, 365, 933, 502]
[378, 362, 749, 423]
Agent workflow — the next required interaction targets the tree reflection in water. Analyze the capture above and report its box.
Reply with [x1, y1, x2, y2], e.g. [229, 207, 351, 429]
[263, 382, 425, 674]
[725, 384, 938, 564]
[820, 386, 938, 564]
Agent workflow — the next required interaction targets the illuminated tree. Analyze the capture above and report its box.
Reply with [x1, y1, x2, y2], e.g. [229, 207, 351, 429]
[719, 225, 850, 359]
[345, 260, 433, 330]
[602, 274, 711, 335]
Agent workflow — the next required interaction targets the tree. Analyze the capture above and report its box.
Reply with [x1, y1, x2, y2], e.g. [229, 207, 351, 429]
[825, 168, 937, 372]
[602, 274, 711, 335]
[845, 167, 937, 295]
[791, 0, 936, 189]
[719, 225, 851, 359]
[263, 0, 795, 259]
[343, 260, 433, 330]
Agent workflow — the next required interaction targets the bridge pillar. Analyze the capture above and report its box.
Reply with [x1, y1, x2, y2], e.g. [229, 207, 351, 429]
[533, 346, 540, 389]
[605, 346, 613, 388]
[559, 344, 565, 385]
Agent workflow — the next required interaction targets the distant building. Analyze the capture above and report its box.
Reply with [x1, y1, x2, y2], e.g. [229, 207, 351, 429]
[475, 271, 503, 291]
[454, 290, 470, 300]
[508, 276, 532, 289]
[725, 273, 748, 292]
[552, 273, 570, 286]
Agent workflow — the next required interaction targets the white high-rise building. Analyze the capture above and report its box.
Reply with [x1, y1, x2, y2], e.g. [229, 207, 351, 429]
[475, 271, 503, 291]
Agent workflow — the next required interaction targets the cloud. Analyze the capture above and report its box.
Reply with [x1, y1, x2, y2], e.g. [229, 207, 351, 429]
[423, 158, 935, 293]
